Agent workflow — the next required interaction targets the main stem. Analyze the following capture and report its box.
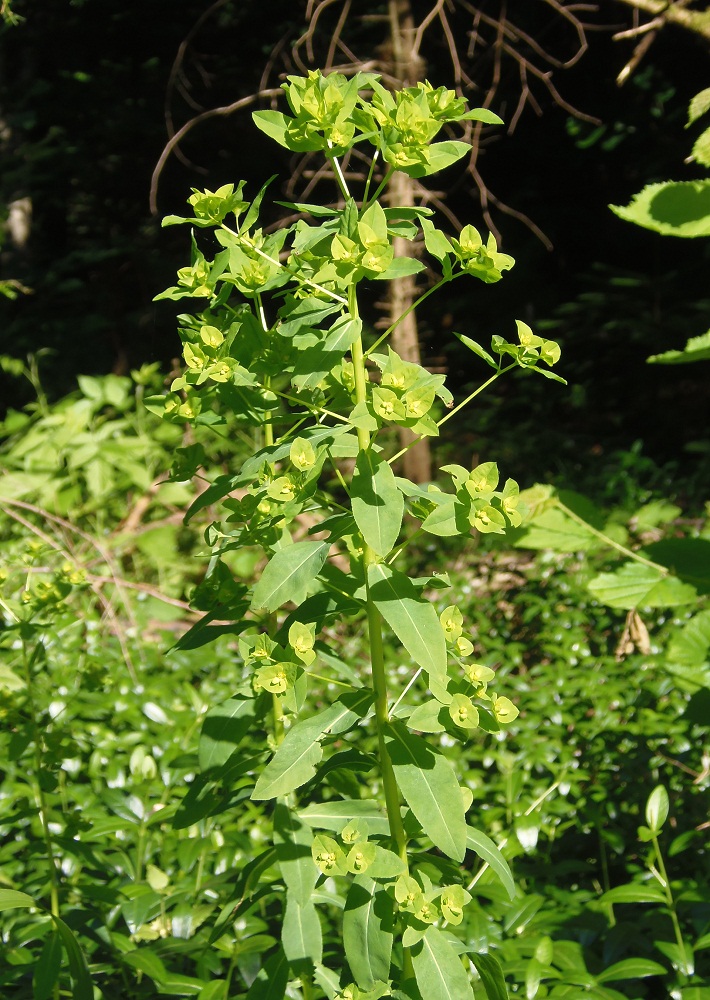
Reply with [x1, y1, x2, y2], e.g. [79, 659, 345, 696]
[349, 285, 413, 977]
[21, 632, 61, 1000]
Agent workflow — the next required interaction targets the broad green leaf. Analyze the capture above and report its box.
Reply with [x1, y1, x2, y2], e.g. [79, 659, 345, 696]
[245, 948, 290, 1000]
[421, 496, 470, 538]
[252, 110, 290, 148]
[588, 562, 697, 610]
[374, 257, 427, 280]
[688, 87, 710, 125]
[251, 541, 331, 612]
[648, 330, 710, 365]
[412, 926, 474, 1000]
[282, 898, 323, 975]
[655, 940, 694, 977]
[351, 449, 404, 557]
[34, 930, 62, 1000]
[385, 723, 466, 861]
[596, 958, 667, 983]
[274, 803, 316, 907]
[466, 826, 515, 901]
[0, 888, 37, 910]
[253, 690, 373, 799]
[199, 697, 255, 772]
[324, 315, 362, 352]
[469, 952, 509, 1000]
[667, 610, 710, 666]
[601, 884, 667, 904]
[421, 218, 454, 261]
[513, 506, 601, 553]
[298, 799, 390, 835]
[610, 180, 710, 237]
[691, 126, 710, 168]
[344, 877, 394, 990]
[644, 537, 710, 592]
[412, 141, 470, 178]
[368, 563, 447, 685]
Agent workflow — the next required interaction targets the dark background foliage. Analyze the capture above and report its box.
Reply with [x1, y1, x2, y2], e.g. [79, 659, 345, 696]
[1, 0, 708, 491]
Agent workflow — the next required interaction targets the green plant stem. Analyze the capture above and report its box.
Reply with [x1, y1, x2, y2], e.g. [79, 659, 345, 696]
[326, 148, 351, 200]
[651, 834, 691, 980]
[555, 500, 669, 572]
[21, 631, 61, 1000]
[367, 165, 395, 208]
[362, 148, 380, 206]
[350, 283, 413, 979]
[272, 693, 285, 746]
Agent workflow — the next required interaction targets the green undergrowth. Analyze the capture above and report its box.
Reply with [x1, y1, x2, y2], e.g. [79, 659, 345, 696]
[0, 372, 708, 997]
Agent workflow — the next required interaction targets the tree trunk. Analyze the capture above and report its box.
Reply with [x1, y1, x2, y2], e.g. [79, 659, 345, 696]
[386, 0, 432, 484]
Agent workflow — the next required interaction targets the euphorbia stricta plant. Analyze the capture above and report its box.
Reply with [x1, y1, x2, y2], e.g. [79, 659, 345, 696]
[154, 70, 564, 1000]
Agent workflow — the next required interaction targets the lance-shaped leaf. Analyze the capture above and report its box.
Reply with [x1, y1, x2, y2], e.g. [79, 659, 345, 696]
[344, 877, 395, 990]
[352, 450, 404, 557]
[384, 723, 466, 861]
[199, 696, 256, 772]
[298, 799, 390, 835]
[251, 541, 331, 612]
[469, 952, 509, 1000]
[412, 926, 474, 1000]
[466, 827, 515, 901]
[253, 690, 373, 800]
[367, 564, 447, 687]
[274, 803, 317, 907]
[282, 897, 323, 975]
[245, 949, 290, 1000]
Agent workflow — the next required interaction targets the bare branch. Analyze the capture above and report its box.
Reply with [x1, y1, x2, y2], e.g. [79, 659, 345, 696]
[149, 89, 281, 215]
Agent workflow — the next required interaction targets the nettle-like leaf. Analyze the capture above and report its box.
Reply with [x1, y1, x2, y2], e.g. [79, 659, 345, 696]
[610, 180, 710, 238]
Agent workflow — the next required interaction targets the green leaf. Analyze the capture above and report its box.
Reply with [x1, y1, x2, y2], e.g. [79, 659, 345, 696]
[367, 563, 447, 684]
[344, 877, 394, 990]
[648, 330, 710, 364]
[252, 110, 291, 148]
[645, 785, 669, 832]
[513, 505, 601, 553]
[600, 884, 667, 904]
[385, 723, 466, 861]
[245, 948, 290, 1000]
[610, 180, 710, 237]
[644, 537, 710, 592]
[691, 126, 710, 169]
[351, 449, 404, 557]
[421, 218, 454, 262]
[688, 88, 710, 125]
[469, 952, 509, 1000]
[588, 562, 697, 610]
[298, 799, 390, 835]
[461, 108, 504, 125]
[412, 141, 470, 178]
[253, 690, 373, 799]
[374, 257, 427, 280]
[199, 697, 255, 772]
[466, 826, 515, 901]
[0, 888, 37, 910]
[596, 958, 667, 983]
[455, 332, 497, 369]
[251, 541, 331, 612]
[51, 915, 94, 1000]
[274, 804, 317, 907]
[34, 930, 62, 1000]
[412, 926, 474, 1000]
[282, 898, 323, 975]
